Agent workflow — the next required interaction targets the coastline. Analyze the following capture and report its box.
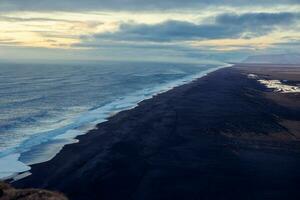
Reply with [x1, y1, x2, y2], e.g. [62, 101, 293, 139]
[14, 65, 300, 200]
[0, 64, 229, 181]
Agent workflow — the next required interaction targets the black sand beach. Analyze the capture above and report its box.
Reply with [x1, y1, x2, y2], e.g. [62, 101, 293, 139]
[14, 65, 300, 200]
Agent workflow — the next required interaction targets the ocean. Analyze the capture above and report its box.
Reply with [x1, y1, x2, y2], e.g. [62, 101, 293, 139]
[0, 60, 224, 179]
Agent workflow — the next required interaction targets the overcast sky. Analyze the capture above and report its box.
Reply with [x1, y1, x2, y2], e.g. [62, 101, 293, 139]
[0, 0, 299, 63]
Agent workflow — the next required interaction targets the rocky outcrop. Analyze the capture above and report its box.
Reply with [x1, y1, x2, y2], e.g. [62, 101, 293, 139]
[0, 182, 67, 200]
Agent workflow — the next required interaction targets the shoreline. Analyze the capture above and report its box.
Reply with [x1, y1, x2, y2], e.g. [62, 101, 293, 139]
[14, 65, 300, 200]
[1, 64, 230, 181]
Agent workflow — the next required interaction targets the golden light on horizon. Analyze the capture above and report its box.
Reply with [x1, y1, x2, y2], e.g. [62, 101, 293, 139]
[0, 12, 122, 48]
[189, 29, 300, 51]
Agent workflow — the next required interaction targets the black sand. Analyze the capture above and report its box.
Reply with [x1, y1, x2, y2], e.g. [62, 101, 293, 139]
[14, 66, 300, 200]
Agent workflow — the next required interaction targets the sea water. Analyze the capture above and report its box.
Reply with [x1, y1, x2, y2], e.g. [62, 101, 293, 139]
[0, 60, 225, 179]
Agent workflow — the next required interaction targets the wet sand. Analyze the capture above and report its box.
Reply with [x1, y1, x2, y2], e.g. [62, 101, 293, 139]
[14, 65, 300, 200]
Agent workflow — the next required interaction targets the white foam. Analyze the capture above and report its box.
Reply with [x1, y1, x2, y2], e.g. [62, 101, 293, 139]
[12, 171, 32, 182]
[0, 154, 30, 180]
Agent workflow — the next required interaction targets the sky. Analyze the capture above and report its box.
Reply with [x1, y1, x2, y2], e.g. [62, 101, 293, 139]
[0, 0, 299, 63]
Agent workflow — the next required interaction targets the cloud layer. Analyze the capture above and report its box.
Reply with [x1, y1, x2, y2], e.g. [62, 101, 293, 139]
[1, 0, 300, 11]
[92, 12, 299, 42]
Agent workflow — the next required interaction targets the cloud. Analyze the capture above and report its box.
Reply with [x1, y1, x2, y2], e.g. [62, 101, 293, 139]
[1, 0, 299, 11]
[0, 16, 85, 23]
[94, 21, 239, 42]
[91, 12, 299, 43]
[216, 12, 298, 26]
